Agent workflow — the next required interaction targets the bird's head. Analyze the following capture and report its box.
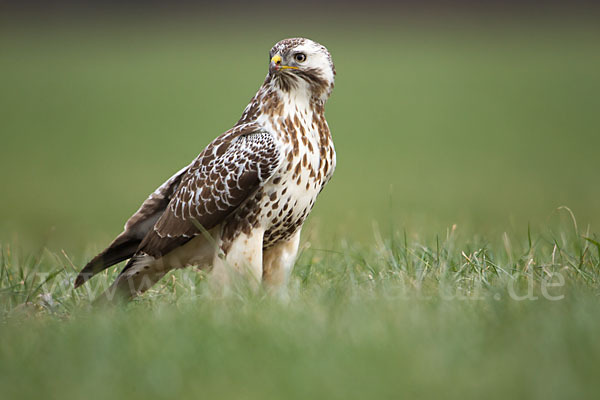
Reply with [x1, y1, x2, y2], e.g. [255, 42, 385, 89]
[267, 38, 335, 102]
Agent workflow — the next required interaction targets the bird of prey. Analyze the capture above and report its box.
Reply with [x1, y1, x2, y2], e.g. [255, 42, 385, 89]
[74, 38, 336, 301]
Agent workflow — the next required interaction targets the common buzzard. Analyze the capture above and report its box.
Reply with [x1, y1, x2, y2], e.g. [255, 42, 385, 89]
[75, 38, 336, 301]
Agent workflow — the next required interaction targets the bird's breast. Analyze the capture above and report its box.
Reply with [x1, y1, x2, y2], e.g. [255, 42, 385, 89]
[257, 110, 335, 248]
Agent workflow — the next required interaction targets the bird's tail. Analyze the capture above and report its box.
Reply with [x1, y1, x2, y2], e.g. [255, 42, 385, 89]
[93, 254, 165, 305]
[74, 236, 140, 288]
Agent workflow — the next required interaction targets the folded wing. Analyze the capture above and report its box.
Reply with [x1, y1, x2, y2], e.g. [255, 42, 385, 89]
[74, 165, 189, 288]
[136, 127, 283, 258]
[75, 125, 282, 288]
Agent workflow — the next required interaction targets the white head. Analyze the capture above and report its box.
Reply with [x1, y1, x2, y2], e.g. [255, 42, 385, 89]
[267, 38, 335, 102]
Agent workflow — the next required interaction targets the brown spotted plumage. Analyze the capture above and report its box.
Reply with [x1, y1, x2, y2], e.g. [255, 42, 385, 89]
[75, 38, 336, 301]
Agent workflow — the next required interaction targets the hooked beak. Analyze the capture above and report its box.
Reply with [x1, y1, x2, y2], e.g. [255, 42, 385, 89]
[270, 54, 298, 73]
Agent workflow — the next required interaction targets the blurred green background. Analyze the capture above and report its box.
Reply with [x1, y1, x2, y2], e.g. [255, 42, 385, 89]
[0, 5, 599, 252]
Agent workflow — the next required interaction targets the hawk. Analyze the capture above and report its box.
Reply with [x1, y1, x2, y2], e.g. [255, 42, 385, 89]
[74, 38, 336, 301]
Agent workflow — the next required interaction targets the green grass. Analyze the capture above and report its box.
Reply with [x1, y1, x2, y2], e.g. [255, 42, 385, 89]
[1, 15, 600, 400]
[1, 212, 600, 399]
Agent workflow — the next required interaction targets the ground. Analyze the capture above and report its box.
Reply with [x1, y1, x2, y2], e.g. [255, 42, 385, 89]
[1, 15, 599, 400]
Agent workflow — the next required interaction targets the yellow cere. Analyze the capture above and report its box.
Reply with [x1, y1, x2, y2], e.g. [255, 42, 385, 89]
[271, 54, 298, 69]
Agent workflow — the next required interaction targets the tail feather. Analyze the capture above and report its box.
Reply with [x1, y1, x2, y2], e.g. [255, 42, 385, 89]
[93, 254, 164, 304]
[74, 237, 140, 288]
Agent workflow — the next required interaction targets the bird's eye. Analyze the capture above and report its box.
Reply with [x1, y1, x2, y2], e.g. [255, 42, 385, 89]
[294, 53, 307, 63]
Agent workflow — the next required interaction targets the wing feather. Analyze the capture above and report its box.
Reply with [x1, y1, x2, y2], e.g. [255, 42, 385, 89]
[136, 125, 282, 257]
[74, 164, 190, 288]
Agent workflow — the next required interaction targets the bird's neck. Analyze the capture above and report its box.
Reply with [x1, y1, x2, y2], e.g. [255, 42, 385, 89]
[236, 81, 325, 126]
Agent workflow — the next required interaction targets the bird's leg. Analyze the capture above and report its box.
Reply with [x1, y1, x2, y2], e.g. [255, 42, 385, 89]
[262, 229, 301, 291]
[211, 228, 265, 291]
